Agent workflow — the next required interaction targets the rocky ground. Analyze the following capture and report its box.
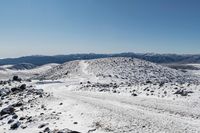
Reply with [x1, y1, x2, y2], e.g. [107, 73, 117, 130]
[0, 58, 200, 133]
[0, 76, 80, 133]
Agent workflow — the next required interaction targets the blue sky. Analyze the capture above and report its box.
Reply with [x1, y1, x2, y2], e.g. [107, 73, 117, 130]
[0, 0, 200, 58]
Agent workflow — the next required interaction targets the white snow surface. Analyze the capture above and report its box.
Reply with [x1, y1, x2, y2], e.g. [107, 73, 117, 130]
[1, 57, 200, 133]
[38, 57, 199, 84]
[0, 63, 59, 80]
[185, 64, 200, 77]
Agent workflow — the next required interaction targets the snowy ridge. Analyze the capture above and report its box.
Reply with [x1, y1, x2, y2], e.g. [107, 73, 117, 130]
[37, 57, 198, 84]
[36, 61, 81, 80]
[0, 63, 59, 80]
[8, 63, 37, 70]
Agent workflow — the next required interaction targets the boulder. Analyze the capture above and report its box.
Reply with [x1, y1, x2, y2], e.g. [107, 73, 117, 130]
[8, 119, 14, 124]
[38, 123, 49, 128]
[12, 102, 23, 107]
[19, 84, 26, 90]
[12, 114, 18, 119]
[11, 84, 26, 93]
[0, 106, 15, 116]
[131, 93, 138, 96]
[12, 76, 22, 82]
[10, 121, 21, 130]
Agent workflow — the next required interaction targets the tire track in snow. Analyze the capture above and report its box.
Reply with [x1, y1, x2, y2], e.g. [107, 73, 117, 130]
[59, 90, 200, 133]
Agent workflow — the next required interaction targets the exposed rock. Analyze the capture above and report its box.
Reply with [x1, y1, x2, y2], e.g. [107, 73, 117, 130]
[21, 124, 27, 129]
[12, 114, 18, 119]
[44, 127, 50, 132]
[73, 122, 78, 124]
[174, 90, 193, 96]
[132, 93, 138, 96]
[12, 101, 23, 107]
[38, 123, 49, 128]
[28, 89, 44, 96]
[19, 84, 26, 90]
[10, 121, 21, 130]
[19, 117, 26, 121]
[8, 119, 14, 124]
[0, 106, 15, 116]
[12, 76, 22, 82]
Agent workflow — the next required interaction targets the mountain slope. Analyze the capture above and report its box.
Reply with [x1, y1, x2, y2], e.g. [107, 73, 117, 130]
[37, 57, 198, 84]
[8, 63, 37, 70]
[0, 63, 59, 80]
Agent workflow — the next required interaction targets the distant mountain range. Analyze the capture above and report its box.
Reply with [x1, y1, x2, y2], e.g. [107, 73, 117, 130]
[0, 53, 200, 66]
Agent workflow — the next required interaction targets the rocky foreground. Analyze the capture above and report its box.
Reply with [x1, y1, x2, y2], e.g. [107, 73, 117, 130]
[1, 74, 200, 133]
[0, 76, 80, 133]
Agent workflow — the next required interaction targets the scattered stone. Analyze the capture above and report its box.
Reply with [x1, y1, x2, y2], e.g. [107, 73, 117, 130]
[12, 102, 23, 107]
[38, 123, 49, 128]
[88, 128, 97, 133]
[27, 116, 32, 120]
[0, 106, 15, 116]
[174, 90, 193, 96]
[19, 117, 26, 121]
[12, 114, 18, 119]
[44, 127, 50, 132]
[21, 125, 27, 129]
[73, 122, 78, 124]
[131, 93, 138, 96]
[12, 76, 22, 82]
[20, 107, 25, 111]
[19, 84, 26, 90]
[41, 105, 45, 108]
[10, 121, 21, 130]
[8, 119, 14, 124]
[40, 113, 44, 115]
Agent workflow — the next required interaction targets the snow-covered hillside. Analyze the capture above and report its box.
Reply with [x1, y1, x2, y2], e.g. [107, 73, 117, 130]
[35, 57, 200, 99]
[184, 64, 200, 77]
[0, 63, 59, 80]
[1, 58, 200, 133]
[36, 61, 81, 80]
[38, 57, 198, 84]
[8, 63, 37, 70]
[86, 57, 198, 84]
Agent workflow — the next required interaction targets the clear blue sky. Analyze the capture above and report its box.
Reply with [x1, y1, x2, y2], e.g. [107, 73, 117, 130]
[0, 0, 200, 58]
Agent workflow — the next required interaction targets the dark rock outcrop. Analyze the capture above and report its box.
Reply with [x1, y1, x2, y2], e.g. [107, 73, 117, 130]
[0, 106, 15, 116]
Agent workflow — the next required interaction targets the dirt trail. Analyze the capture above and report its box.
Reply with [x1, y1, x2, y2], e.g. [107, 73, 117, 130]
[79, 61, 98, 83]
